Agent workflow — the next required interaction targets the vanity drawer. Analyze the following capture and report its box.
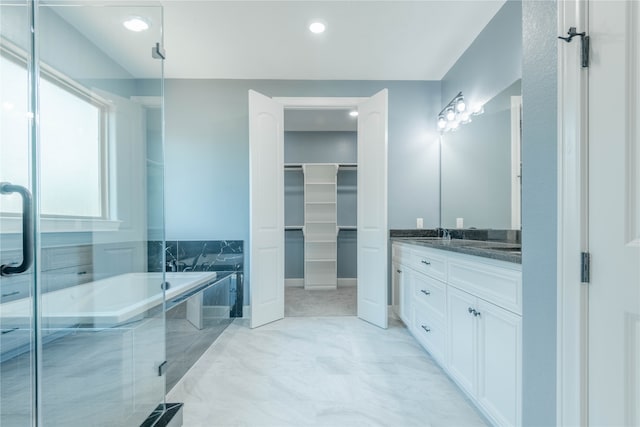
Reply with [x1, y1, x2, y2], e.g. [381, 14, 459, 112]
[43, 245, 92, 270]
[0, 274, 31, 303]
[413, 301, 446, 363]
[392, 243, 412, 261]
[42, 264, 94, 293]
[448, 257, 522, 315]
[411, 248, 447, 282]
[413, 271, 446, 320]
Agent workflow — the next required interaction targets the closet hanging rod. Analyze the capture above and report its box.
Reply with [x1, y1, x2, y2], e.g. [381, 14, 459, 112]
[284, 163, 357, 170]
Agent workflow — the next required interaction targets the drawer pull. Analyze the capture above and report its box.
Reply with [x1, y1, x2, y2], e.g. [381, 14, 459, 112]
[421, 260, 431, 265]
[421, 325, 431, 333]
[2, 291, 20, 298]
[397, 269, 402, 273]
[77, 271, 88, 276]
[420, 289, 431, 296]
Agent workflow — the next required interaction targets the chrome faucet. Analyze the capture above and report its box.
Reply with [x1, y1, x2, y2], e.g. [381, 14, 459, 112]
[165, 245, 177, 272]
[437, 227, 451, 241]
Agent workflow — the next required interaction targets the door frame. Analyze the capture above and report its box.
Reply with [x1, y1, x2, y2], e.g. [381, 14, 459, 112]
[556, 0, 589, 425]
[250, 95, 387, 325]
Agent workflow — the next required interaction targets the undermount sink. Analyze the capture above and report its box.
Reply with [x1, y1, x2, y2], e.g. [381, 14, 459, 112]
[483, 246, 521, 252]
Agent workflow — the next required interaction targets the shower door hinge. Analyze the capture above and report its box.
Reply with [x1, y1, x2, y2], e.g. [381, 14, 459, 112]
[158, 360, 168, 376]
[581, 252, 591, 283]
[152, 42, 166, 60]
[558, 27, 590, 68]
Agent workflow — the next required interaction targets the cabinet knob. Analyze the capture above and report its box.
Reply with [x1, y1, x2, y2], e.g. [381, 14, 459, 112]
[421, 325, 431, 333]
[474, 311, 481, 317]
[468, 307, 477, 315]
[397, 269, 402, 273]
[421, 259, 431, 265]
[420, 289, 431, 296]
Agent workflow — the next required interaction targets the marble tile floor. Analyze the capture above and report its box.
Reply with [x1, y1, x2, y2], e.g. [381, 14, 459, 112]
[167, 316, 489, 427]
[285, 286, 356, 317]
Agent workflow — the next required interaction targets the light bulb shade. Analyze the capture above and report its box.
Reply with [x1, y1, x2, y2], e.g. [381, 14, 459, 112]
[455, 97, 466, 112]
[437, 116, 447, 129]
[460, 111, 471, 123]
[446, 108, 456, 121]
[471, 103, 484, 115]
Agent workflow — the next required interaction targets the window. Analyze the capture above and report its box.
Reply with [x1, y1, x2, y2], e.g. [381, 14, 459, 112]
[1, 49, 108, 219]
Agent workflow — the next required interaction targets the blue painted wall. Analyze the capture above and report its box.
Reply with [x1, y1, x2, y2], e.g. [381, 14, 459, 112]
[440, 0, 522, 108]
[521, 1, 558, 424]
[164, 79, 442, 300]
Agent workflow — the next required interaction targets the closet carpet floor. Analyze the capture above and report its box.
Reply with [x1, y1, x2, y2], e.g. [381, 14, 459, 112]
[284, 286, 357, 317]
[167, 316, 489, 427]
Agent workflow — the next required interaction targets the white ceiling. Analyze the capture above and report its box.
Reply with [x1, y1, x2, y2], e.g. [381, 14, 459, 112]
[55, 0, 506, 81]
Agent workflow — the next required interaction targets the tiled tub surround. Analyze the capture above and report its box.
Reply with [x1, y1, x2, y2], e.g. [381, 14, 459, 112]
[148, 240, 244, 273]
[148, 240, 244, 317]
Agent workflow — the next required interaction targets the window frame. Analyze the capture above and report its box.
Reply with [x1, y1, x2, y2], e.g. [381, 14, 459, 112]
[1, 41, 115, 229]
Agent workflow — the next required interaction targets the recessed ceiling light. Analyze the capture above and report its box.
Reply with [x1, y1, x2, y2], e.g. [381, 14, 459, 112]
[309, 21, 326, 34]
[123, 16, 150, 32]
[349, 111, 358, 117]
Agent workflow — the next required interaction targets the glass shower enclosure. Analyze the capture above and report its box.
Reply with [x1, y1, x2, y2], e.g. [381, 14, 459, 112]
[1, 2, 167, 425]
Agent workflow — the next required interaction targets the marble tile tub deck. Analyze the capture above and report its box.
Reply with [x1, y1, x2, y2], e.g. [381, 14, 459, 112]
[168, 316, 489, 427]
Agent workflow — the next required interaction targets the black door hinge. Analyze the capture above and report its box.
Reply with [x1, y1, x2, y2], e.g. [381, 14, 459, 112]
[152, 42, 166, 60]
[581, 252, 591, 283]
[559, 27, 590, 68]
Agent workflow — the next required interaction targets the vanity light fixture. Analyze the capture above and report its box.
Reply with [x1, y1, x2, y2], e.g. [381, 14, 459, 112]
[437, 91, 483, 133]
[123, 16, 150, 32]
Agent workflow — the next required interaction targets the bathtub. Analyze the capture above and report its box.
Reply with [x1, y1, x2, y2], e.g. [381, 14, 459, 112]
[1, 271, 218, 329]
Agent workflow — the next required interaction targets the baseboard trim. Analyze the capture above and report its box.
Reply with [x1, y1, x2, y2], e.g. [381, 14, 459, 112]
[285, 278, 357, 288]
[338, 278, 357, 287]
[285, 278, 304, 287]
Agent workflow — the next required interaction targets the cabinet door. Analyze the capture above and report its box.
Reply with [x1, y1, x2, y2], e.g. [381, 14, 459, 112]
[477, 300, 522, 426]
[398, 266, 411, 326]
[391, 261, 401, 317]
[447, 286, 478, 395]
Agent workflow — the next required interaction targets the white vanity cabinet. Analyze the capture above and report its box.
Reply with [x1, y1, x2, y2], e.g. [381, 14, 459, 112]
[391, 241, 522, 427]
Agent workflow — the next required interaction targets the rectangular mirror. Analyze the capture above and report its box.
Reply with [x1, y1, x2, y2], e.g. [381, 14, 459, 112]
[440, 79, 522, 230]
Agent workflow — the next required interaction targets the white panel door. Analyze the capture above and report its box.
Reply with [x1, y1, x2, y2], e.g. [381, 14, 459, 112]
[588, 1, 640, 424]
[248, 90, 284, 328]
[357, 89, 388, 329]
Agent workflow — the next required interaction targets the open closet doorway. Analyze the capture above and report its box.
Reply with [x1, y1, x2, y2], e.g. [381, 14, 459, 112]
[248, 91, 388, 329]
[283, 108, 358, 317]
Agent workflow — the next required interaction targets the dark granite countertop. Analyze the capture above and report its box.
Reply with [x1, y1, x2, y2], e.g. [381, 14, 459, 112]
[391, 237, 522, 264]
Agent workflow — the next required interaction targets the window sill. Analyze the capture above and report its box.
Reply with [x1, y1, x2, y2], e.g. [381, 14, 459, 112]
[1, 216, 122, 234]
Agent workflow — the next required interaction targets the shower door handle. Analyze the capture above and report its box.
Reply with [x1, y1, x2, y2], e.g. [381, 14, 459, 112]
[1, 182, 34, 276]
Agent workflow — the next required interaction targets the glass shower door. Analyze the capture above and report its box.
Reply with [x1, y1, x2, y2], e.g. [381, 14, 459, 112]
[1, 2, 167, 426]
[0, 1, 37, 426]
[37, 3, 166, 426]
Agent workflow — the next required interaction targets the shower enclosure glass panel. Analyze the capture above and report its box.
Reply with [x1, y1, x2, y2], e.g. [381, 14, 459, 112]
[0, 2, 36, 425]
[1, 2, 166, 426]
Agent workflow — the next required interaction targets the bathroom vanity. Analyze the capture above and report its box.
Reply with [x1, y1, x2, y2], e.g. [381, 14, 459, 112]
[391, 238, 522, 427]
